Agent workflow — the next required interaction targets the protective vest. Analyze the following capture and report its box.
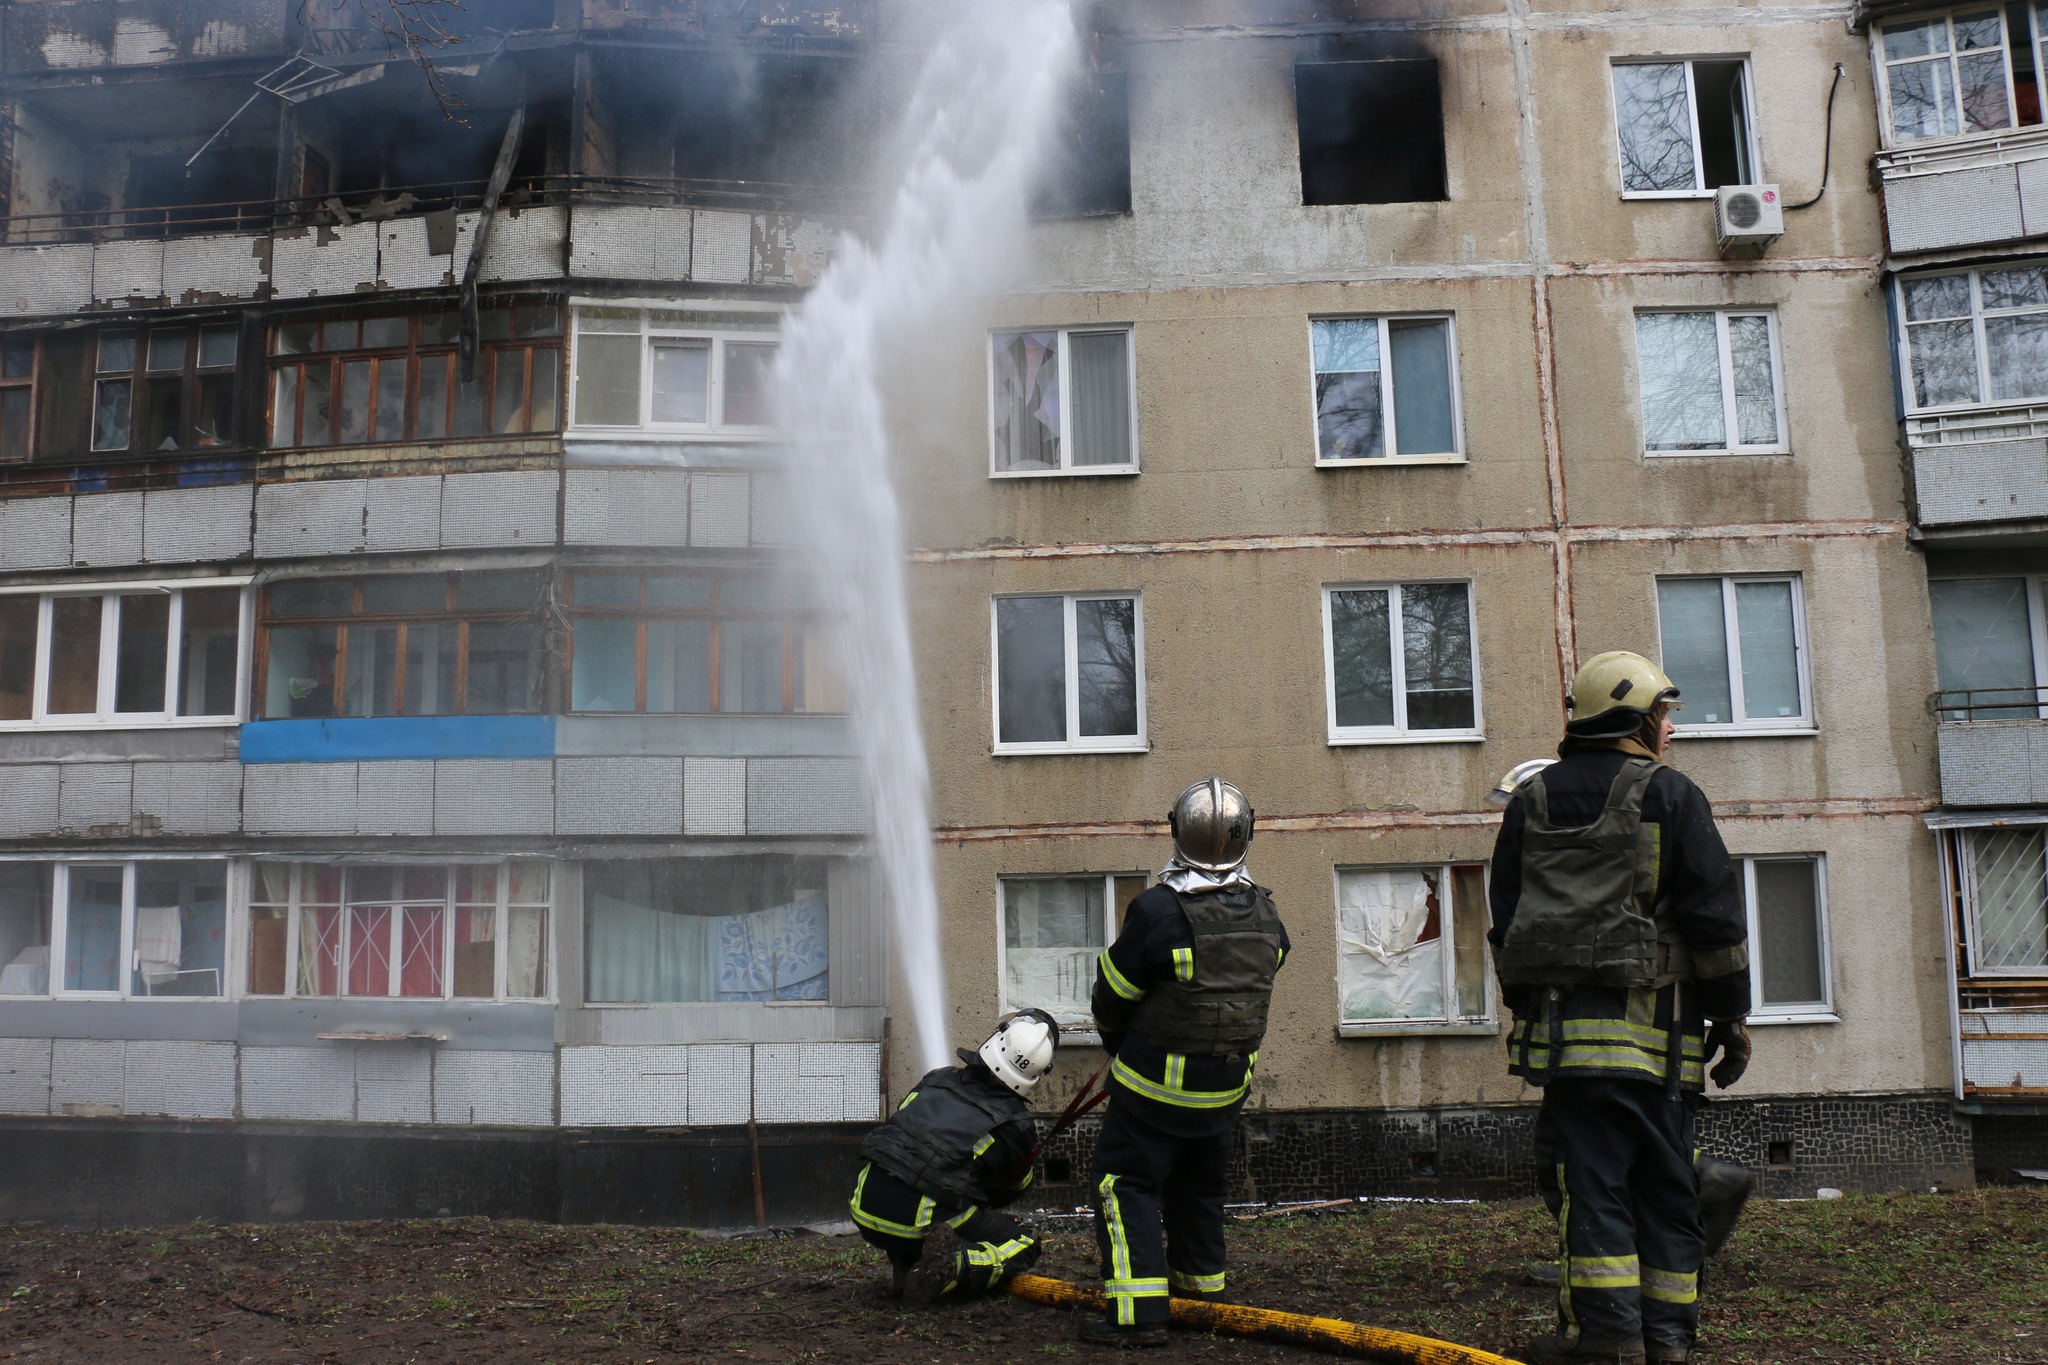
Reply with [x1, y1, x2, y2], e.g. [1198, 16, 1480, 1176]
[1496, 758, 1695, 991]
[1128, 887, 1285, 1056]
[858, 1067, 1022, 1208]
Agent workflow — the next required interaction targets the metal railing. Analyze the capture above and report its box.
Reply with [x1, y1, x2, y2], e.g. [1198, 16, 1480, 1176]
[1930, 686, 2048, 721]
[0, 173, 857, 247]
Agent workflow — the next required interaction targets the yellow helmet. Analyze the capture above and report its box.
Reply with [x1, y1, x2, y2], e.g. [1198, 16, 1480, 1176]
[1567, 650, 1680, 738]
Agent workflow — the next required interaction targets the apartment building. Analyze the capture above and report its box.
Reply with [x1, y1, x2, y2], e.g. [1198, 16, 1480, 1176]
[0, 0, 2036, 1227]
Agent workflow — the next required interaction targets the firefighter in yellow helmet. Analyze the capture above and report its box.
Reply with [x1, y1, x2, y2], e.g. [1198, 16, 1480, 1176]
[1488, 652, 1752, 1365]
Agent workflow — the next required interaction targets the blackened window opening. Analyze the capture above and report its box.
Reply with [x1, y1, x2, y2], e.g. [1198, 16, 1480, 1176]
[1033, 69, 1133, 218]
[1297, 60, 1448, 206]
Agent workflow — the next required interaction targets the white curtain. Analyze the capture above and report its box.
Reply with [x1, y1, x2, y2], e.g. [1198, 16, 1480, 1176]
[1336, 869, 1443, 1021]
[586, 890, 717, 1003]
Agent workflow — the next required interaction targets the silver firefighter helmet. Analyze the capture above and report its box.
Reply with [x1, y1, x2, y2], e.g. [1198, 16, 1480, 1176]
[1169, 776, 1255, 874]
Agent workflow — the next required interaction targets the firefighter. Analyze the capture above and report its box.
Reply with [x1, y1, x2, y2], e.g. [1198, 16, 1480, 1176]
[1084, 776, 1289, 1349]
[1488, 651, 1753, 1365]
[849, 1010, 1057, 1304]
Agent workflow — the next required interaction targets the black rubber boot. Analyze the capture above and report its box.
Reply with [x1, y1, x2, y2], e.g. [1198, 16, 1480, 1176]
[1520, 1334, 1648, 1364]
[900, 1228, 963, 1307]
[1644, 1345, 1691, 1364]
[1079, 1319, 1169, 1349]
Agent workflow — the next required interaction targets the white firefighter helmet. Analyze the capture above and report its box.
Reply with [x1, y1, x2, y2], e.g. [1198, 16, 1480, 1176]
[977, 1009, 1059, 1096]
[1169, 776, 1255, 874]
[1566, 650, 1681, 740]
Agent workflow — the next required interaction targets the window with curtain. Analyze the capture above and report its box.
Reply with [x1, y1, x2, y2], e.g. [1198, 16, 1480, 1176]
[1323, 581, 1480, 740]
[0, 582, 245, 728]
[989, 327, 1135, 473]
[999, 874, 1146, 1028]
[1311, 316, 1460, 461]
[1875, 7, 2048, 147]
[1741, 856, 1832, 1019]
[1336, 864, 1491, 1030]
[993, 593, 1143, 752]
[23, 861, 230, 999]
[1634, 310, 1785, 453]
[1898, 263, 2048, 415]
[258, 571, 543, 719]
[245, 861, 549, 1000]
[1929, 576, 2046, 718]
[584, 856, 830, 1004]
[1655, 575, 1810, 729]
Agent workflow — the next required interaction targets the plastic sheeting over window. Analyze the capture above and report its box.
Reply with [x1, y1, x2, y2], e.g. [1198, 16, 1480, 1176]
[1336, 865, 1490, 1027]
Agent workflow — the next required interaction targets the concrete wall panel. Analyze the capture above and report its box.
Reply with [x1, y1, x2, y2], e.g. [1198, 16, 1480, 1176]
[123, 1040, 235, 1120]
[71, 491, 144, 566]
[1913, 439, 2048, 527]
[355, 1047, 434, 1125]
[747, 757, 867, 836]
[0, 766, 60, 837]
[440, 471, 556, 549]
[689, 473, 750, 548]
[0, 1038, 52, 1116]
[241, 1045, 354, 1122]
[57, 763, 132, 830]
[560, 1044, 691, 1126]
[141, 484, 253, 563]
[1885, 165, 2024, 254]
[363, 475, 444, 552]
[686, 1043, 752, 1126]
[434, 759, 552, 835]
[477, 206, 566, 283]
[0, 243, 93, 315]
[131, 761, 242, 835]
[432, 1049, 555, 1127]
[50, 1038, 124, 1115]
[0, 498, 71, 570]
[562, 468, 690, 547]
[255, 480, 368, 558]
[376, 217, 458, 292]
[555, 757, 682, 835]
[89, 238, 164, 307]
[271, 222, 380, 298]
[683, 757, 746, 835]
[355, 761, 436, 837]
[691, 210, 752, 284]
[244, 763, 358, 836]
[754, 1041, 879, 1123]
[162, 233, 267, 304]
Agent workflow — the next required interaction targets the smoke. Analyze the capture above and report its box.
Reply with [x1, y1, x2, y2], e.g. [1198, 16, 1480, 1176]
[773, 0, 1080, 1072]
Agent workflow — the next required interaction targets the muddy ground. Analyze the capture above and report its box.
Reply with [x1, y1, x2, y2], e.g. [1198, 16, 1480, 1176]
[0, 1188, 2042, 1364]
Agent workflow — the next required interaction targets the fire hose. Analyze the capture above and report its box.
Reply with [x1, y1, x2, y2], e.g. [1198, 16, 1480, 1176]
[1006, 1274, 1525, 1365]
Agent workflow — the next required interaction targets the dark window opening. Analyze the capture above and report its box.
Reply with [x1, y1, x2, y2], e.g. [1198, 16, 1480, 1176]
[126, 150, 275, 237]
[1766, 1140, 1794, 1167]
[1297, 59, 1447, 206]
[2, 324, 241, 465]
[1690, 61, 1754, 190]
[1033, 69, 1132, 218]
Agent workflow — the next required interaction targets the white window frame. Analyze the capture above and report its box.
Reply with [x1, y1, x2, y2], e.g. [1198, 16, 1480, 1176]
[1307, 314, 1465, 467]
[1872, 6, 2042, 151]
[245, 860, 555, 1003]
[986, 325, 1140, 478]
[990, 591, 1147, 755]
[565, 301, 781, 442]
[1334, 861, 1495, 1037]
[995, 872, 1140, 1040]
[1320, 580, 1484, 745]
[1656, 574, 1815, 737]
[1740, 854, 1836, 1024]
[1893, 264, 2048, 418]
[1929, 573, 2048, 718]
[0, 577, 252, 731]
[28, 856, 238, 1002]
[1953, 825, 2048, 978]
[1634, 308, 1789, 456]
[1610, 56, 1762, 200]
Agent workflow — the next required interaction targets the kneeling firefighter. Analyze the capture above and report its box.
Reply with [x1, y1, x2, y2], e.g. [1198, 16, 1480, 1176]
[1086, 777, 1289, 1349]
[1489, 652, 1753, 1365]
[850, 1010, 1058, 1303]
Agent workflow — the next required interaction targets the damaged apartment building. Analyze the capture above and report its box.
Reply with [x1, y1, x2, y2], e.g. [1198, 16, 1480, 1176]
[0, 0, 2039, 1228]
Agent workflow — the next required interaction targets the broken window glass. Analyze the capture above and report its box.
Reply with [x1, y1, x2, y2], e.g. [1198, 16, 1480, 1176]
[1002, 876, 1110, 1026]
[1032, 68, 1133, 218]
[1336, 864, 1491, 1026]
[992, 332, 1061, 471]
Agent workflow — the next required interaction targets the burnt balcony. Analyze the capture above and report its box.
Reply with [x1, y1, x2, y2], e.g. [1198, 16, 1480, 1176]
[2, 0, 288, 74]
[1933, 687, 2048, 807]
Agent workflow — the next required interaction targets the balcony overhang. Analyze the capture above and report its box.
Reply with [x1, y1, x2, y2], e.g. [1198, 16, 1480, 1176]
[1935, 718, 2048, 807]
[1875, 126, 2048, 256]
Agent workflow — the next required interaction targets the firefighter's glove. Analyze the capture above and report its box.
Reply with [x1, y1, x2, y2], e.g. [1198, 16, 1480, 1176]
[1705, 1020, 1751, 1089]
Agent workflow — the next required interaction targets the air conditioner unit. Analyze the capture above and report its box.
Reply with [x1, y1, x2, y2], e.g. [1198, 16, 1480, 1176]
[1715, 184, 1783, 256]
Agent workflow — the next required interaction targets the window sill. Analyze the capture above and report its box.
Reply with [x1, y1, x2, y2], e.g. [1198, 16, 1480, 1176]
[1645, 448, 1792, 459]
[989, 466, 1140, 479]
[1336, 1021, 1498, 1039]
[993, 741, 1149, 757]
[1314, 454, 1466, 468]
[0, 718, 239, 733]
[579, 999, 825, 1009]
[1328, 731, 1485, 747]
[565, 428, 770, 444]
[1619, 189, 1716, 201]
[1748, 1011, 1838, 1026]
[1673, 726, 1816, 740]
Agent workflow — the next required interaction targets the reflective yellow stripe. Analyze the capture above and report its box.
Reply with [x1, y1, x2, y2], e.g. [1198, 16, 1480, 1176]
[1099, 1174, 1137, 1325]
[1642, 1266, 1698, 1305]
[1100, 951, 1144, 1002]
[1172, 947, 1194, 982]
[966, 1233, 1036, 1272]
[896, 1089, 918, 1111]
[1169, 1268, 1226, 1294]
[1568, 1254, 1640, 1289]
[971, 1133, 995, 1158]
[848, 1166, 934, 1239]
[1011, 1167, 1035, 1192]
[1111, 1055, 1250, 1109]
[1164, 1053, 1185, 1090]
[1106, 1278, 1170, 1295]
[945, 1204, 980, 1229]
[1556, 1163, 1576, 1336]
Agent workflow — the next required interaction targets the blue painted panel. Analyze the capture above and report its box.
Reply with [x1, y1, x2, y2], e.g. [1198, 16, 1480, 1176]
[240, 716, 556, 764]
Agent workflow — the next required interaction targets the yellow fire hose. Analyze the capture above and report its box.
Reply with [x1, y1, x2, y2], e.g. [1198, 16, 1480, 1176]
[1005, 1274, 1525, 1365]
